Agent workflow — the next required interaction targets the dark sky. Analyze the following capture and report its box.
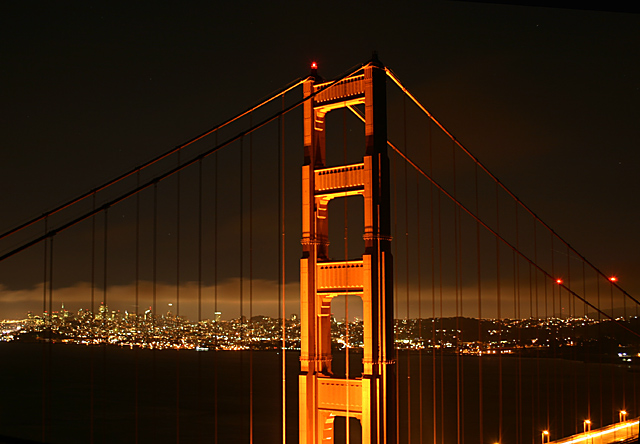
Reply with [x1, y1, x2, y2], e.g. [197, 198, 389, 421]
[1, 2, 638, 320]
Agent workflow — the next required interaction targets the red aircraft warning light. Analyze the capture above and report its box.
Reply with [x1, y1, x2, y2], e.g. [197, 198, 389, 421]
[311, 62, 318, 70]
[609, 276, 618, 282]
[556, 278, 563, 285]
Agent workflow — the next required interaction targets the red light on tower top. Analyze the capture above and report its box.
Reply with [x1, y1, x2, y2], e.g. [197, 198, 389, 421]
[609, 276, 618, 282]
[556, 278, 563, 285]
[311, 62, 318, 70]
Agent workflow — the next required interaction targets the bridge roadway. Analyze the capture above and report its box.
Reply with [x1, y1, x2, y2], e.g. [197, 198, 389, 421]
[549, 418, 639, 444]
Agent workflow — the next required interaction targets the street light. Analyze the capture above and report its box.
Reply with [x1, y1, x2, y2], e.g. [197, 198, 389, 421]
[620, 410, 627, 423]
[583, 420, 591, 433]
[542, 430, 550, 444]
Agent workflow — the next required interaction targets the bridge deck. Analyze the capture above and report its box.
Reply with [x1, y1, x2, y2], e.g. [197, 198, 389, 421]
[549, 418, 639, 444]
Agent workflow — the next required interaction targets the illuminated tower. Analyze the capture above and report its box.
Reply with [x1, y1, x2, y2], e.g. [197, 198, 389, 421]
[299, 57, 396, 444]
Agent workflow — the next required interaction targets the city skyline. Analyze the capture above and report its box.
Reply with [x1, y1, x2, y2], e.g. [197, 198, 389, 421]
[5, 300, 637, 356]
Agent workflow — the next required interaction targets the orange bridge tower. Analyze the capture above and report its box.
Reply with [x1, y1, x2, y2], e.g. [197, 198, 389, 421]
[299, 57, 396, 444]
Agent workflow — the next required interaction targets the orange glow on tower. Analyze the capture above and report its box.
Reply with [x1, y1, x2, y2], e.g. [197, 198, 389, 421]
[299, 58, 396, 444]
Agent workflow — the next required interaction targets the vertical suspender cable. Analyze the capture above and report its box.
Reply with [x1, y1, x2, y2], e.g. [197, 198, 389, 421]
[635, 305, 638, 421]
[239, 135, 245, 438]
[214, 139, 219, 444]
[559, 242, 565, 435]
[41, 218, 47, 442]
[429, 120, 437, 444]
[515, 206, 522, 444]
[47, 233, 54, 442]
[459, 161, 465, 444]
[534, 221, 543, 436]
[176, 152, 181, 444]
[545, 270, 550, 433]
[91, 195, 96, 319]
[609, 279, 615, 424]
[103, 209, 108, 316]
[196, 159, 203, 444]
[512, 210, 519, 441]
[568, 245, 576, 435]
[621, 283, 626, 416]
[416, 161, 423, 444]
[249, 113, 254, 444]
[475, 163, 483, 444]
[545, 275, 551, 432]
[403, 92, 412, 444]
[597, 275, 602, 427]
[572, 260, 578, 434]
[529, 262, 535, 441]
[550, 236, 559, 429]
[197, 160, 202, 323]
[437, 191, 444, 444]
[495, 182, 503, 444]
[135, 172, 140, 444]
[90, 197, 96, 444]
[546, 236, 552, 427]
[152, 183, 158, 443]
[398, 92, 408, 444]
[583, 262, 590, 422]
[392, 125, 400, 444]
[513, 247, 522, 442]
[41, 217, 49, 443]
[279, 97, 287, 444]
[277, 111, 283, 442]
[102, 208, 108, 443]
[152, 184, 158, 325]
[452, 140, 462, 444]
[529, 219, 549, 436]
[176, 153, 181, 318]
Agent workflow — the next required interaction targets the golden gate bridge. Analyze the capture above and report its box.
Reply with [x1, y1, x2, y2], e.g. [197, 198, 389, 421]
[0, 56, 638, 444]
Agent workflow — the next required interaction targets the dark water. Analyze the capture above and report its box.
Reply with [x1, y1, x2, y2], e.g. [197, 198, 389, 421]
[0, 343, 637, 444]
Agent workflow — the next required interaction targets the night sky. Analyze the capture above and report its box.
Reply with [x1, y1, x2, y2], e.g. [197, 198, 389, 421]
[1, 2, 639, 320]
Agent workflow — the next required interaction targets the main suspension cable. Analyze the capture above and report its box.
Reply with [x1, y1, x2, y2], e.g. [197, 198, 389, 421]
[0, 77, 306, 243]
[348, 102, 639, 337]
[385, 68, 639, 306]
[1, 63, 367, 264]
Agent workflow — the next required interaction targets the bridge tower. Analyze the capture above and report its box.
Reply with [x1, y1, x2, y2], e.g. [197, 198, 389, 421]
[299, 58, 396, 444]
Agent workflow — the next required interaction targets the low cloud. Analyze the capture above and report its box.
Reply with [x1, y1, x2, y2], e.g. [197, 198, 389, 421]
[0, 279, 300, 321]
